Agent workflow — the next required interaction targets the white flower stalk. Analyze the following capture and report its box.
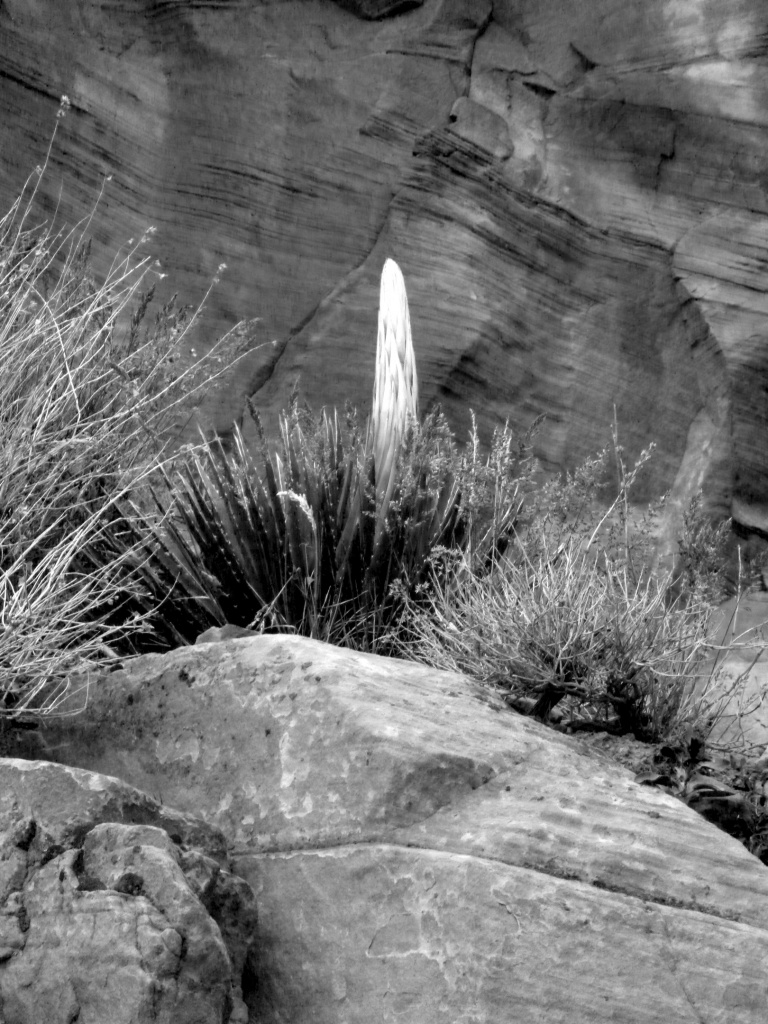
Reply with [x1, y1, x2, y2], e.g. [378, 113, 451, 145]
[371, 258, 419, 546]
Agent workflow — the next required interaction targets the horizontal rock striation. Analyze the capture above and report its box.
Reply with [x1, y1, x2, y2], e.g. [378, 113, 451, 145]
[1, 0, 768, 534]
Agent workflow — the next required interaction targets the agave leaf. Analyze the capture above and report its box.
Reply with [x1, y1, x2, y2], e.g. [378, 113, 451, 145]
[198, 444, 243, 534]
[170, 472, 222, 554]
[232, 475, 282, 597]
[179, 440, 306, 627]
[232, 427, 282, 554]
[256, 451, 295, 606]
[174, 467, 237, 571]
[335, 439, 369, 585]
[130, 531, 225, 635]
[224, 436, 300, 617]
[280, 416, 301, 480]
[202, 443, 266, 587]
[329, 409, 344, 470]
[169, 457, 269, 622]
[335, 434, 359, 533]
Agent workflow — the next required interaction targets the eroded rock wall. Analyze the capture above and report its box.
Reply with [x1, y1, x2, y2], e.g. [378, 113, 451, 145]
[1, 0, 767, 528]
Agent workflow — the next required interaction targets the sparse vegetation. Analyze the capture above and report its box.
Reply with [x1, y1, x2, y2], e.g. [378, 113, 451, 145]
[391, 432, 736, 748]
[0, 119, 257, 714]
[2, 141, 768, 860]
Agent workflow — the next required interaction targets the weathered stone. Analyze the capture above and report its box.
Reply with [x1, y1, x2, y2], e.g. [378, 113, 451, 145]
[3, 0, 768, 541]
[195, 624, 260, 646]
[0, 759, 257, 1024]
[33, 634, 768, 1024]
[332, 0, 425, 19]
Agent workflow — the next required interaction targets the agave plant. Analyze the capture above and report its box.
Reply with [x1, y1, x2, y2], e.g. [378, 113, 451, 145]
[119, 258, 466, 652]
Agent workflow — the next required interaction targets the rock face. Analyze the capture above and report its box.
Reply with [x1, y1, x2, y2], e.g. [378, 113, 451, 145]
[703, 590, 768, 753]
[0, 759, 258, 1024]
[2, 0, 768, 537]
[29, 634, 768, 1024]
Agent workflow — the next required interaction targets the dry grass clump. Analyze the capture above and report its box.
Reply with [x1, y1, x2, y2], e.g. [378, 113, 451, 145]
[393, 429, 767, 754]
[0, 128, 255, 715]
[397, 536, 716, 741]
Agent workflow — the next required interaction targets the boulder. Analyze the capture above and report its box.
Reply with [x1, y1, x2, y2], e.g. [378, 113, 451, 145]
[0, 759, 258, 1024]
[2, 1, 768, 537]
[29, 634, 768, 1024]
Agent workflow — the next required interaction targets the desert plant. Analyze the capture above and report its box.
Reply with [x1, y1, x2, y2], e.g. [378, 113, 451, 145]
[117, 288, 464, 650]
[396, 535, 716, 741]
[394, 437, 767, 749]
[674, 491, 732, 603]
[114, 258, 553, 653]
[451, 410, 541, 570]
[0, 118, 257, 714]
[112, 258, 549, 652]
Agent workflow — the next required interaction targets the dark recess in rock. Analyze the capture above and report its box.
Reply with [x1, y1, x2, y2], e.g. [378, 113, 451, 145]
[332, 0, 423, 18]
[115, 871, 145, 896]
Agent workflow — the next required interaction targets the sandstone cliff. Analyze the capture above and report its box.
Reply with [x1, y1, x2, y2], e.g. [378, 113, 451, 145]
[1, 0, 767, 533]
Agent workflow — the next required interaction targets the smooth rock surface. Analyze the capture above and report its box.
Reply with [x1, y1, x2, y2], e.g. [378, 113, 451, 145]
[2, 1, 768, 539]
[32, 634, 768, 1024]
[702, 591, 768, 753]
[0, 759, 257, 1024]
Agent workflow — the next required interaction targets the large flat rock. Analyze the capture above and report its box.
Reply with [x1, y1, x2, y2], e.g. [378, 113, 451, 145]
[32, 634, 768, 1023]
